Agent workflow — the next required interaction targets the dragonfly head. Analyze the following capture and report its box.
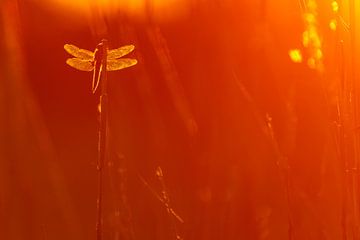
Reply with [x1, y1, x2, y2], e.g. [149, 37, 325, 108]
[97, 39, 108, 49]
[95, 39, 109, 60]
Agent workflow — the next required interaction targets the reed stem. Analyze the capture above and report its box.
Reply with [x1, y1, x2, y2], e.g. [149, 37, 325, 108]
[96, 40, 109, 240]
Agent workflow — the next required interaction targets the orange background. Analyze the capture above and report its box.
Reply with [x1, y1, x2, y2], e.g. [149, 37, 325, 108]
[1, 0, 360, 240]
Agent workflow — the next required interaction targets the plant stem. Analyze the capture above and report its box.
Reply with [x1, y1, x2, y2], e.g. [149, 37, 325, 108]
[96, 40, 109, 240]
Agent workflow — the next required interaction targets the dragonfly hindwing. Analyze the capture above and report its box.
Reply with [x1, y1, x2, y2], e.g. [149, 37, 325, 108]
[66, 58, 94, 71]
[107, 58, 138, 71]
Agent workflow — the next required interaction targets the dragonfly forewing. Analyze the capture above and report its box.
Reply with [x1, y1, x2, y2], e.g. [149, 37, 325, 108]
[66, 58, 94, 71]
[64, 44, 94, 60]
[107, 45, 135, 60]
[107, 58, 138, 71]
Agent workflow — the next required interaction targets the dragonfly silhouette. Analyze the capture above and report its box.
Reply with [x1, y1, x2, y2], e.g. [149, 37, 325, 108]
[64, 39, 137, 93]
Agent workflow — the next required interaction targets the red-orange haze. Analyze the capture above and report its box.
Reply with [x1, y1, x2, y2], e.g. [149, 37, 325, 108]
[36, 0, 190, 22]
[1, 0, 360, 240]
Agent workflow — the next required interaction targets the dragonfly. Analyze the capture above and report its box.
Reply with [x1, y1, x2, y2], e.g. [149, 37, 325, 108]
[64, 39, 137, 93]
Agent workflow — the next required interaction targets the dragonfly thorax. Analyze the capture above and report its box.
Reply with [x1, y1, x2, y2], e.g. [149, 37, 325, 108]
[95, 40, 108, 63]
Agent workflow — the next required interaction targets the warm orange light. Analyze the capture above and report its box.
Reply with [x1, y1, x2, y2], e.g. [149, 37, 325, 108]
[302, 31, 310, 47]
[51, 0, 144, 15]
[34, 0, 190, 22]
[307, 57, 316, 69]
[315, 49, 322, 60]
[296, 0, 323, 72]
[331, 1, 339, 13]
[289, 49, 303, 63]
[329, 19, 337, 31]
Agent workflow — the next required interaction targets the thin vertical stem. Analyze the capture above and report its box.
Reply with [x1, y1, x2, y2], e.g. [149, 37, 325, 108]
[96, 40, 109, 240]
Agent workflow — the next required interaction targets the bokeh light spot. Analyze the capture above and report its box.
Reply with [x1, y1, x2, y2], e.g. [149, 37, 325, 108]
[289, 49, 303, 63]
[329, 19, 337, 31]
[331, 1, 339, 13]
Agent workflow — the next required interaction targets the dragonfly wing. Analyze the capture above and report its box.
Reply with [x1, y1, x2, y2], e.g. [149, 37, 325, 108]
[107, 58, 138, 71]
[66, 58, 94, 71]
[64, 44, 94, 60]
[107, 45, 135, 59]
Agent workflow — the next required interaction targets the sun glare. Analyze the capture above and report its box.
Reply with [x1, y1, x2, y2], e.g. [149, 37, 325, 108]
[36, 0, 189, 21]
